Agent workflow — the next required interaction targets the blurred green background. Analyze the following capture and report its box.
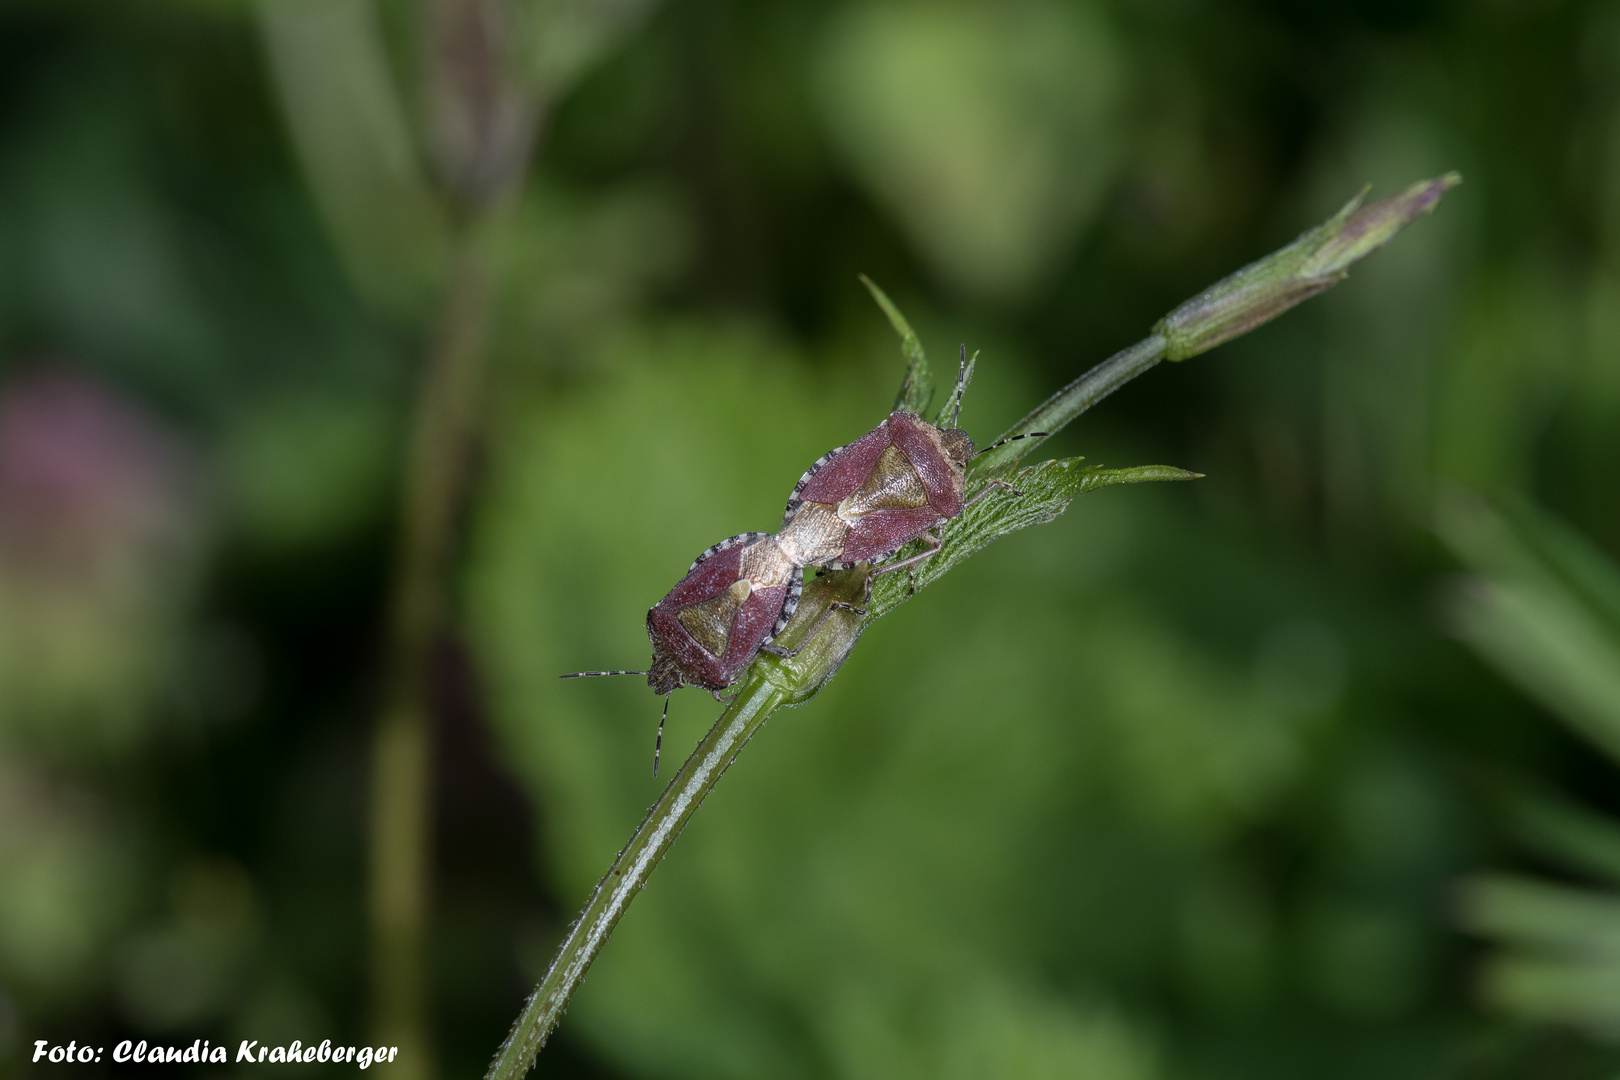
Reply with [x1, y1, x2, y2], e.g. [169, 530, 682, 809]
[4, 0, 1620, 1078]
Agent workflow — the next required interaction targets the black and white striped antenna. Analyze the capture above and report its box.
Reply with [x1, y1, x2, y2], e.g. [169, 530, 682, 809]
[559, 669, 672, 777]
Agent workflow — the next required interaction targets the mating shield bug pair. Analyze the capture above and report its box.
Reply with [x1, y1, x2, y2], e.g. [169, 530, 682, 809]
[564, 351, 1041, 774]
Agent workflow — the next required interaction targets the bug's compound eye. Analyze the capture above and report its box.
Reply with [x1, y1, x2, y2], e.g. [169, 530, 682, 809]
[939, 428, 976, 465]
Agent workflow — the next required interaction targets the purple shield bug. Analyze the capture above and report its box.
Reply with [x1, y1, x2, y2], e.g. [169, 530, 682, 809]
[643, 531, 802, 696]
[775, 356, 1042, 585]
[563, 531, 802, 774]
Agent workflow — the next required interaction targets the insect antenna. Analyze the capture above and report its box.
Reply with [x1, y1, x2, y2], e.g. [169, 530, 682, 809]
[560, 669, 647, 679]
[974, 431, 1047, 456]
[653, 695, 670, 777]
[941, 345, 978, 429]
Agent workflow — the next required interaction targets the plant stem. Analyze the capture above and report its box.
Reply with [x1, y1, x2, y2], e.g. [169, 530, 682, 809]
[370, 228, 493, 1080]
[971, 333, 1167, 473]
[484, 571, 870, 1080]
[485, 684, 785, 1080]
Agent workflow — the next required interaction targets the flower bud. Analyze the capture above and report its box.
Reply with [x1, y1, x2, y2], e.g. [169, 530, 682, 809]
[1155, 173, 1461, 361]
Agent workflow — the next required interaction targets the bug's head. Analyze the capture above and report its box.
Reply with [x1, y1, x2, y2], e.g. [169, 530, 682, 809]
[645, 610, 688, 695]
[646, 647, 685, 696]
[939, 428, 976, 467]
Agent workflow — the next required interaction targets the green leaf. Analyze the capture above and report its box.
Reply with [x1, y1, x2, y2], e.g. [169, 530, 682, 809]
[1497, 499, 1620, 643]
[1506, 789, 1620, 889]
[1439, 492, 1620, 765]
[1477, 954, 1620, 1034]
[757, 461, 1201, 703]
[1459, 874, 1620, 1035]
[1445, 496, 1620, 1037]
[861, 275, 934, 416]
[869, 460, 1201, 618]
[1460, 874, 1620, 959]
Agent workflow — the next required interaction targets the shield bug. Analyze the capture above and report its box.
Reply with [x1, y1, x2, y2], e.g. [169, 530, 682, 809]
[643, 531, 802, 696]
[564, 531, 803, 774]
[775, 355, 1041, 584]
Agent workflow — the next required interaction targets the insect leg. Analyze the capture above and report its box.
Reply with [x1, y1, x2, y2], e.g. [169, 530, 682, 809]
[962, 479, 1024, 511]
[758, 600, 869, 660]
[872, 532, 943, 595]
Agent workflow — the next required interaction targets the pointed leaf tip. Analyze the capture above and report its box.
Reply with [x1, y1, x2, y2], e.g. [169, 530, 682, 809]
[860, 276, 934, 416]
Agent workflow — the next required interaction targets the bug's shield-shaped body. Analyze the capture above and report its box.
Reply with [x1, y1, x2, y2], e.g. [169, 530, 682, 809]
[777, 411, 974, 568]
[645, 532, 802, 695]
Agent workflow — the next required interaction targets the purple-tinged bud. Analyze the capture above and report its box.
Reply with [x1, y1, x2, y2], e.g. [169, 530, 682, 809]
[1155, 172, 1461, 361]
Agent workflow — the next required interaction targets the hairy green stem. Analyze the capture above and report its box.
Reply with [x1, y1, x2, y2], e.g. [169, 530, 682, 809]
[485, 572, 870, 1080]
[485, 682, 783, 1080]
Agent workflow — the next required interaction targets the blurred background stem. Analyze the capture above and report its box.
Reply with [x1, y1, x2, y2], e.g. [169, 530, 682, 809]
[371, 222, 496, 1080]
[256, 0, 658, 1065]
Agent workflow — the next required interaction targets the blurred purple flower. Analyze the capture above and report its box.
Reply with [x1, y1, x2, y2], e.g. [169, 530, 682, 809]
[0, 370, 191, 573]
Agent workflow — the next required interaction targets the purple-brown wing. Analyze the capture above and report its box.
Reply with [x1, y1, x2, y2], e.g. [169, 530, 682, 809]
[647, 536, 794, 690]
[661, 540, 748, 610]
[796, 422, 893, 504]
[887, 412, 960, 515]
[646, 605, 727, 690]
[648, 538, 756, 691]
[720, 584, 788, 681]
[842, 506, 943, 562]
